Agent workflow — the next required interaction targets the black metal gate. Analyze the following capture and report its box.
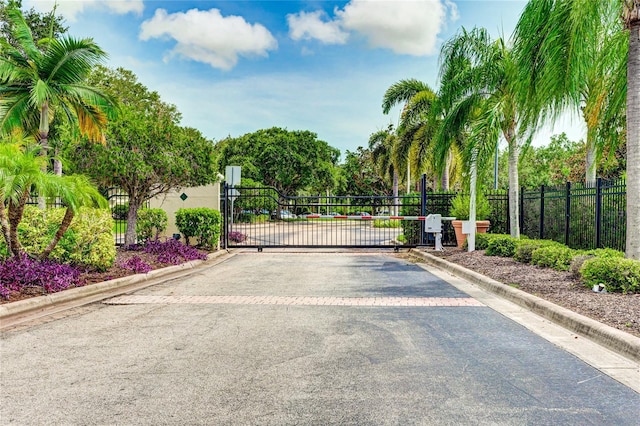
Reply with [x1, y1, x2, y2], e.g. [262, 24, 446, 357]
[222, 176, 457, 249]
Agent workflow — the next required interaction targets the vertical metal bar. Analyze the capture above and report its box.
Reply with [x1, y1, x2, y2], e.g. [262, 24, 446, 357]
[564, 181, 571, 246]
[222, 182, 228, 249]
[539, 184, 545, 239]
[420, 174, 427, 245]
[595, 177, 602, 248]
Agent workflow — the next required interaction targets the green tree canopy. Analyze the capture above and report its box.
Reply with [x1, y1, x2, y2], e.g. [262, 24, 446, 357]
[215, 127, 340, 196]
[67, 66, 217, 245]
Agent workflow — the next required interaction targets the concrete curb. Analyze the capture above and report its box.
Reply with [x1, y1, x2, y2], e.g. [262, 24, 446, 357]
[0, 250, 233, 324]
[410, 249, 640, 364]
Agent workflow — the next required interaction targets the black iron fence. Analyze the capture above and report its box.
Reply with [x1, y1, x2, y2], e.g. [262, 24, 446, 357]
[519, 178, 626, 251]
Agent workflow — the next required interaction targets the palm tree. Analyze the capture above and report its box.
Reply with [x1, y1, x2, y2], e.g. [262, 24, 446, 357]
[0, 8, 114, 176]
[381, 79, 457, 190]
[368, 126, 400, 215]
[437, 27, 526, 238]
[624, 0, 640, 259]
[513, 0, 626, 184]
[513, 0, 639, 259]
[0, 142, 106, 258]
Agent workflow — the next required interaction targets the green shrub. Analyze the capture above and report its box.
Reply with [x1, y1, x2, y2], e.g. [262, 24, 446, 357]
[175, 208, 221, 250]
[373, 219, 401, 228]
[462, 233, 506, 250]
[531, 245, 576, 271]
[0, 206, 116, 271]
[580, 257, 640, 294]
[485, 235, 519, 257]
[449, 192, 491, 220]
[570, 248, 625, 277]
[514, 239, 562, 263]
[136, 208, 168, 242]
[111, 203, 129, 220]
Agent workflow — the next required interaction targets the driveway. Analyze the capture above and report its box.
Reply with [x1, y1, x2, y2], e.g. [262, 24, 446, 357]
[1, 250, 639, 425]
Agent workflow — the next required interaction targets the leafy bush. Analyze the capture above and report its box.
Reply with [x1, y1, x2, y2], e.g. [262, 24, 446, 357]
[111, 203, 129, 220]
[0, 206, 116, 271]
[514, 239, 562, 263]
[449, 192, 491, 220]
[580, 257, 640, 294]
[0, 254, 81, 299]
[373, 219, 401, 228]
[464, 233, 510, 250]
[569, 248, 625, 277]
[531, 245, 577, 271]
[175, 208, 222, 250]
[136, 208, 168, 243]
[485, 235, 520, 257]
[228, 231, 247, 243]
[117, 256, 152, 274]
[143, 239, 207, 265]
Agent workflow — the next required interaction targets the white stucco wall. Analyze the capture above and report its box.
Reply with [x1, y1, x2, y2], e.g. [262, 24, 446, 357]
[149, 183, 220, 239]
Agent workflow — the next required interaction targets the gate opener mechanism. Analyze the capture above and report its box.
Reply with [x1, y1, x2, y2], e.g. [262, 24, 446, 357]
[425, 214, 444, 251]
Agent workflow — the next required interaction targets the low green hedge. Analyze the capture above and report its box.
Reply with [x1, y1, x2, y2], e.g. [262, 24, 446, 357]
[580, 257, 640, 294]
[531, 245, 577, 271]
[514, 239, 563, 264]
[0, 206, 116, 271]
[175, 208, 221, 250]
[485, 235, 521, 257]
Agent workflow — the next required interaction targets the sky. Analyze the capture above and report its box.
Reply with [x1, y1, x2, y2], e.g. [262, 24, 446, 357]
[24, 0, 586, 158]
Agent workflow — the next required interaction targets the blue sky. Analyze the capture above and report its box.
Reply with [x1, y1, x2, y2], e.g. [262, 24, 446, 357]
[26, 0, 585, 157]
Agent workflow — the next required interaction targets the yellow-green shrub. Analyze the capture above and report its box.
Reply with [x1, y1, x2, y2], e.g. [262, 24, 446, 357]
[580, 257, 640, 294]
[0, 206, 116, 271]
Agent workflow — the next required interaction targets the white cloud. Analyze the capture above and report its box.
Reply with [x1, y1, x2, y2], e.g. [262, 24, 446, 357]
[288, 0, 455, 56]
[139, 8, 277, 71]
[287, 10, 348, 44]
[25, 0, 143, 22]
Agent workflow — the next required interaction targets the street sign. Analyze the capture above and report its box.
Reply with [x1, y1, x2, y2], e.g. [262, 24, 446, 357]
[225, 166, 241, 187]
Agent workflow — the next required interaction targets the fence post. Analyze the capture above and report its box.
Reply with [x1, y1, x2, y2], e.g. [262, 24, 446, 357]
[565, 181, 571, 246]
[595, 177, 602, 248]
[222, 182, 228, 249]
[519, 186, 524, 236]
[539, 184, 545, 239]
[420, 174, 427, 245]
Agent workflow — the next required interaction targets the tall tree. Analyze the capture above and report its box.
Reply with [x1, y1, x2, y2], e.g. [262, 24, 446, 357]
[438, 27, 527, 238]
[513, 0, 626, 184]
[69, 66, 218, 246]
[0, 0, 67, 47]
[0, 8, 114, 176]
[215, 127, 340, 197]
[513, 0, 639, 259]
[624, 0, 640, 259]
[369, 126, 400, 214]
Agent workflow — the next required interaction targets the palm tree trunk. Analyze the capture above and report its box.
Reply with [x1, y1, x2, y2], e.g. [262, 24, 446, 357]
[38, 101, 50, 208]
[507, 137, 520, 238]
[40, 208, 74, 259]
[626, 12, 640, 260]
[585, 126, 597, 184]
[0, 201, 12, 252]
[8, 191, 29, 256]
[392, 171, 399, 216]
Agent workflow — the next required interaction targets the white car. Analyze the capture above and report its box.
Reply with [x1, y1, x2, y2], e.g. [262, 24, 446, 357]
[280, 210, 297, 219]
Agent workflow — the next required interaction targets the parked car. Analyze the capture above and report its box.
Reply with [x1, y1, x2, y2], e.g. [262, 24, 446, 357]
[280, 210, 297, 219]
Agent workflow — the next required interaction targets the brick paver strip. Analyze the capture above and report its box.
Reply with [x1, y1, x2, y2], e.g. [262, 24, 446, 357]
[104, 295, 484, 307]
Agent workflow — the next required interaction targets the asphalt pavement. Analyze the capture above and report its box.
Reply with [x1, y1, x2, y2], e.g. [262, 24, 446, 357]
[1, 249, 638, 425]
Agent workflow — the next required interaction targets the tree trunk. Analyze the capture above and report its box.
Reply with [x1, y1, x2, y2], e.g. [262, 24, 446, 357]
[40, 208, 74, 259]
[124, 196, 144, 246]
[0, 201, 12, 253]
[585, 127, 597, 184]
[507, 136, 520, 238]
[441, 151, 451, 190]
[38, 101, 50, 209]
[8, 191, 30, 256]
[392, 171, 399, 216]
[626, 14, 640, 260]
